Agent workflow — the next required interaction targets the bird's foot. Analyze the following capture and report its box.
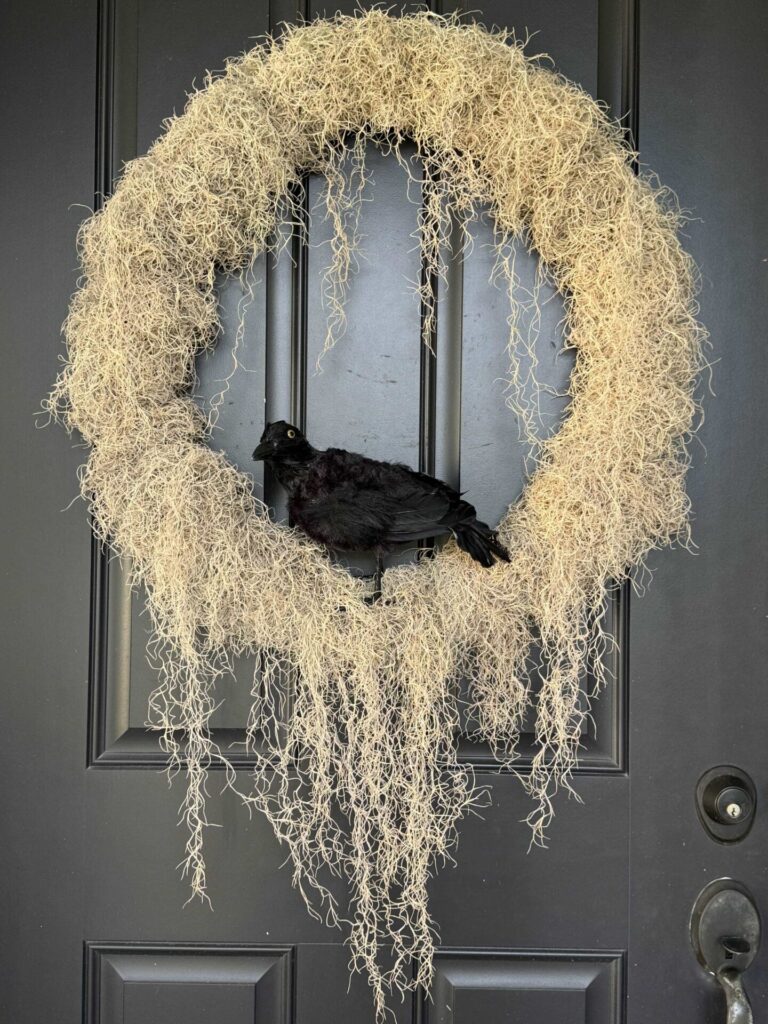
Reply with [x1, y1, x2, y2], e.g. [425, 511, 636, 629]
[363, 594, 397, 607]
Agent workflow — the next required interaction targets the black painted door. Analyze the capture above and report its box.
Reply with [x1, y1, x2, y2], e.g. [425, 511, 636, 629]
[2, 1, 767, 1022]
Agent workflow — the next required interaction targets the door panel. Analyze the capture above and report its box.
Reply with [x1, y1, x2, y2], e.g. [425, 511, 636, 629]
[90, 0, 626, 777]
[427, 952, 622, 1024]
[2, 2, 766, 1023]
[86, 945, 292, 1024]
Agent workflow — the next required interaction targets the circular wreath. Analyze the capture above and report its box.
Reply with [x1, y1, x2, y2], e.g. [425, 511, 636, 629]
[49, 11, 702, 1015]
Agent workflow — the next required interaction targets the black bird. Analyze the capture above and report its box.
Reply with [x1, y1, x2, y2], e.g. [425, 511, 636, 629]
[253, 420, 510, 600]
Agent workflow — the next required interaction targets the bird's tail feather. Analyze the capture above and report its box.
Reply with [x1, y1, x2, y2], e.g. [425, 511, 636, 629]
[454, 521, 510, 568]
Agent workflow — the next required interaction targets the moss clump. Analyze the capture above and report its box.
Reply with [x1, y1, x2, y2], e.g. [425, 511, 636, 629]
[48, 11, 703, 1019]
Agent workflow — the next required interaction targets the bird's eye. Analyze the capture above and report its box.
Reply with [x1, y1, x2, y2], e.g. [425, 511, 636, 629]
[287, 429, 296, 439]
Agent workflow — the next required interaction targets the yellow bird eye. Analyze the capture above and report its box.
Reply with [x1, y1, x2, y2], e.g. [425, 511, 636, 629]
[287, 429, 296, 438]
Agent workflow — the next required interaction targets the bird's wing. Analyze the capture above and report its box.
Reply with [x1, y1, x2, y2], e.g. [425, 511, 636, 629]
[294, 477, 458, 550]
[292, 449, 472, 550]
[374, 473, 463, 544]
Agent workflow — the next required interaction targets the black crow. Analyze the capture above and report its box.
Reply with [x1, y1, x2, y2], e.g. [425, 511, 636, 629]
[253, 420, 509, 599]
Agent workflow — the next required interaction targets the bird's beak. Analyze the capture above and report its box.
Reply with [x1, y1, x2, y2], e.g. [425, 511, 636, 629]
[252, 441, 272, 461]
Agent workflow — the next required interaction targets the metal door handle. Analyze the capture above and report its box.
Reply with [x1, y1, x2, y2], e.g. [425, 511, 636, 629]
[690, 879, 760, 1024]
[718, 967, 753, 1024]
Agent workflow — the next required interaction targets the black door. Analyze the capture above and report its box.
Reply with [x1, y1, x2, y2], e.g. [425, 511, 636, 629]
[2, 1, 767, 1022]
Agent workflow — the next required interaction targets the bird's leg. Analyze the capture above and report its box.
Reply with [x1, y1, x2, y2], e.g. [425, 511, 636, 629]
[364, 552, 385, 605]
[373, 551, 384, 603]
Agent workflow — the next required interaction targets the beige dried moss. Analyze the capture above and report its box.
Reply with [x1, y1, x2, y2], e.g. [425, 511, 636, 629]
[48, 10, 703, 1018]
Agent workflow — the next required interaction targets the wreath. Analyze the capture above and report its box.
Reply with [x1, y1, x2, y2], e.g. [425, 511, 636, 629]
[48, 11, 703, 1017]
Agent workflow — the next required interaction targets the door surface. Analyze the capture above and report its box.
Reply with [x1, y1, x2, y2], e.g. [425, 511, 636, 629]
[2, 1, 767, 1022]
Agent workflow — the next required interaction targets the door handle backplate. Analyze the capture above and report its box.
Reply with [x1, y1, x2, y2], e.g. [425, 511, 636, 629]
[690, 878, 761, 1024]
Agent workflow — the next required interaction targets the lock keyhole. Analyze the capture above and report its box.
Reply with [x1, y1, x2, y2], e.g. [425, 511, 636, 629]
[722, 936, 751, 960]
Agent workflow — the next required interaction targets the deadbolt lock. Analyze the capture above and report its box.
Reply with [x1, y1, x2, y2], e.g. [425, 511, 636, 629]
[696, 766, 756, 843]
